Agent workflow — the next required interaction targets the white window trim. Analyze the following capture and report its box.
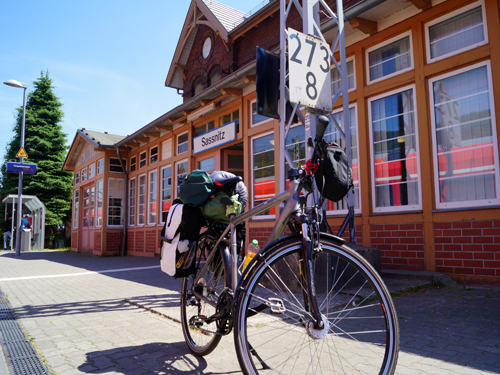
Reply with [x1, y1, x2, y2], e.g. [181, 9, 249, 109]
[147, 170, 158, 226]
[128, 177, 136, 227]
[428, 60, 500, 210]
[331, 56, 356, 95]
[95, 179, 103, 228]
[425, 0, 488, 64]
[177, 132, 189, 155]
[251, 131, 276, 220]
[325, 104, 361, 216]
[175, 159, 189, 199]
[365, 30, 414, 85]
[97, 158, 104, 175]
[250, 99, 274, 128]
[137, 173, 146, 226]
[161, 165, 172, 224]
[139, 151, 146, 169]
[368, 84, 422, 213]
[107, 178, 124, 228]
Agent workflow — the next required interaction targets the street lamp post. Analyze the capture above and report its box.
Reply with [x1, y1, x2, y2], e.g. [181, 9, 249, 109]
[4, 79, 28, 257]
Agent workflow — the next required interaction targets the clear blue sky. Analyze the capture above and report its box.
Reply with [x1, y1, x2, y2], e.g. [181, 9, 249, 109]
[0, 0, 266, 165]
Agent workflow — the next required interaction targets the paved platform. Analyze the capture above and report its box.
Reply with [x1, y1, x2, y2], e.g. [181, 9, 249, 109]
[0, 250, 499, 374]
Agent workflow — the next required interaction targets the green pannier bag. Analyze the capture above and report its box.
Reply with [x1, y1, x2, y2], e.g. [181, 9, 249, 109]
[200, 191, 238, 224]
[179, 170, 216, 207]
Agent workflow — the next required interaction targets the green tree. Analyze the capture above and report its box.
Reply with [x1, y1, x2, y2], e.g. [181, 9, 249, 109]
[0, 71, 73, 231]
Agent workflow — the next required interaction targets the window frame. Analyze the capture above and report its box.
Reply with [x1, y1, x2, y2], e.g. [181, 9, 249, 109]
[425, 0, 488, 64]
[365, 30, 414, 85]
[130, 156, 137, 173]
[330, 56, 356, 95]
[150, 145, 158, 165]
[148, 170, 158, 226]
[137, 174, 146, 226]
[177, 132, 189, 155]
[81, 168, 87, 182]
[428, 60, 500, 210]
[139, 152, 146, 169]
[96, 179, 103, 227]
[97, 158, 104, 175]
[128, 178, 136, 227]
[88, 162, 96, 179]
[325, 104, 361, 216]
[250, 99, 273, 128]
[251, 131, 276, 220]
[161, 165, 172, 223]
[368, 84, 422, 213]
[75, 171, 80, 185]
[109, 158, 125, 173]
[107, 178, 125, 227]
[73, 190, 79, 229]
[175, 159, 189, 199]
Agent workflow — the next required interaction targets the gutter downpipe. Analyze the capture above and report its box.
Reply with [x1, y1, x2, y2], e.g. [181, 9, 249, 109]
[116, 147, 128, 256]
[320, 0, 388, 33]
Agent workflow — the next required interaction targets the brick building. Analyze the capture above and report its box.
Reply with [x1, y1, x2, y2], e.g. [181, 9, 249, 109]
[63, 0, 500, 282]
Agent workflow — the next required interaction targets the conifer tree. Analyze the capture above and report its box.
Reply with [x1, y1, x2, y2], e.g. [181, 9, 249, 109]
[0, 71, 73, 229]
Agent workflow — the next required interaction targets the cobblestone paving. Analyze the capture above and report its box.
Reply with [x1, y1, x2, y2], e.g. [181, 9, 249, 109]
[0, 250, 499, 374]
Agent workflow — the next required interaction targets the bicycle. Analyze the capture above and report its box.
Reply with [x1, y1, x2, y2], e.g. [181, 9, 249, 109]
[180, 116, 400, 375]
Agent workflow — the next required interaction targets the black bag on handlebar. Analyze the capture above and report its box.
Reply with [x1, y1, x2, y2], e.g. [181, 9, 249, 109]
[315, 142, 353, 202]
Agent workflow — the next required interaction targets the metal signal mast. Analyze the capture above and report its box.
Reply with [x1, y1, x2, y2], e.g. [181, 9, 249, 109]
[279, 0, 355, 242]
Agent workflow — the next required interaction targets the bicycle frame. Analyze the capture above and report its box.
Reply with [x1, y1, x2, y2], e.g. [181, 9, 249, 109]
[190, 171, 329, 330]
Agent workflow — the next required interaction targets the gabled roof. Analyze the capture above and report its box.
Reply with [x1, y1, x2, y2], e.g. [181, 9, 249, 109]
[203, 0, 249, 32]
[62, 129, 126, 171]
[165, 0, 249, 90]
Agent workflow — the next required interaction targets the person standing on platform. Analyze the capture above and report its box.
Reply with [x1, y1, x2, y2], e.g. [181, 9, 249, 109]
[3, 215, 13, 250]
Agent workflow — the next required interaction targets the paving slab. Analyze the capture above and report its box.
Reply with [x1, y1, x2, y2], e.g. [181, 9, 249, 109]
[0, 250, 499, 374]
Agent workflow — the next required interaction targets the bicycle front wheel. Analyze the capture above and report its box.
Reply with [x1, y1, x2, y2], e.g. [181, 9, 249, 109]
[181, 233, 228, 356]
[234, 235, 399, 375]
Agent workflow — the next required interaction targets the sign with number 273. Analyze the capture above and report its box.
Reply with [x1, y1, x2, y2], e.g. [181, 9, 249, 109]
[288, 28, 332, 112]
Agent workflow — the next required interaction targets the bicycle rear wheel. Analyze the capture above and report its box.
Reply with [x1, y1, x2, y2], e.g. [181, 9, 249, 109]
[181, 233, 229, 356]
[234, 235, 399, 375]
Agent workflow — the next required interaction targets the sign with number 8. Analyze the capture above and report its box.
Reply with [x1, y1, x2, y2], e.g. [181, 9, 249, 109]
[288, 28, 332, 112]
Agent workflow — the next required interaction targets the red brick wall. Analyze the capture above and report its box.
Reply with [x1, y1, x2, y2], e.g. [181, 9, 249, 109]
[248, 227, 273, 249]
[135, 231, 144, 252]
[106, 232, 123, 254]
[145, 229, 157, 253]
[94, 232, 102, 252]
[370, 223, 425, 271]
[434, 220, 500, 277]
[183, 25, 234, 100]
[127, 232, 135, 253]
[328, 224, 363, 244]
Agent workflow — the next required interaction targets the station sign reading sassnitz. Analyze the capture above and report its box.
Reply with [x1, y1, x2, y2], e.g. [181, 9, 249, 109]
[6, 162, 37, 175]
[193, 121, 236, 154]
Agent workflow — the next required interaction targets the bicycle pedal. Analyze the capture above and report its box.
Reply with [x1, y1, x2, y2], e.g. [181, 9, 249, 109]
[189, 315, 207, 328]
[267, 298, 285, 314]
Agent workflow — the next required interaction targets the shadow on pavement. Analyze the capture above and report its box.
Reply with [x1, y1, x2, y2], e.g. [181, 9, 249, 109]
[78, 341, 240, 375]
[13, 294, 179, 319]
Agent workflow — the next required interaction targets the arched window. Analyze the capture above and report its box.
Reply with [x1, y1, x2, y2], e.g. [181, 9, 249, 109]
[210, 66, 222, 86]
[193, 77, 204, 96]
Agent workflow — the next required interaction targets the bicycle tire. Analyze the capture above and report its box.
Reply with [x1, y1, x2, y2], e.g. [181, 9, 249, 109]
[234, 234, 399, 375]
[181, 233, 229, 356]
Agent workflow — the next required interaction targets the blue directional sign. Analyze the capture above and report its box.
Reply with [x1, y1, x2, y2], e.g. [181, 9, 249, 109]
[6, 162, 37, 175]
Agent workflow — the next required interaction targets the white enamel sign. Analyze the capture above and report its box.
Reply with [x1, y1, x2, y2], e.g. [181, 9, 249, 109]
[288, 28, 332, 112]
[193, 121, 236, 154]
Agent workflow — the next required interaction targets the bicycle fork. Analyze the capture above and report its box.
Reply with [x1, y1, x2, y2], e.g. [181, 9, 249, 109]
[296, 214, 324, 330]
